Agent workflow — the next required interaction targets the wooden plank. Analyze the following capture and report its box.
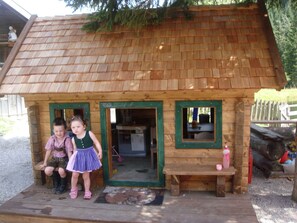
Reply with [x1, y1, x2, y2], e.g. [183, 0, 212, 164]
[22, 89, 256, 101]
[164, 164, 236, 197]
[0, 185, 258, 223]
[34, 161, 45, 171]
[270, 171, 295, 178]
[163, 164, 236, 176]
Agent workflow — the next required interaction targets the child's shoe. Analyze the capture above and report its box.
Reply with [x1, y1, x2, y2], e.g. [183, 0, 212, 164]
[83, 191, 92, 200]
[56, 177, 67, 194]
[69, 187, 78, 199]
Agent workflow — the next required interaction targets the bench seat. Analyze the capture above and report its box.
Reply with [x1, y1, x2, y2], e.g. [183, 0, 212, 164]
[34, 161, 59, 185]
[163, 164, 236, 197]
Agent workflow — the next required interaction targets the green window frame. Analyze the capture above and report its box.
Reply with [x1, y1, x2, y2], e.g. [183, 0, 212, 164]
[175, 100, 222, 149]
[49, 102, 90, 132]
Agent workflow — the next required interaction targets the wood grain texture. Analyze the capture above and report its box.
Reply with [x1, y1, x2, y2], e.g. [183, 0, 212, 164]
[0, 4, 285, 95]
[0, 185, 258, 223]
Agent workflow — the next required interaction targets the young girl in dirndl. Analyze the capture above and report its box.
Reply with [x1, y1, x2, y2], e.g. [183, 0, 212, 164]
[67, 116, 102, 199]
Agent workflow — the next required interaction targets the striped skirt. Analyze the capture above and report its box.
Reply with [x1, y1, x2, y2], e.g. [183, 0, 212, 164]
[66, 146, 102, 173]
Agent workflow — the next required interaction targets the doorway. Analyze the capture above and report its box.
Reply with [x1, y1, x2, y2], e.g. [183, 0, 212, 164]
[100, 101, 164, 187]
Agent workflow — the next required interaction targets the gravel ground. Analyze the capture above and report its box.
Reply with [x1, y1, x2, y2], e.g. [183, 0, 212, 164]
[0, 117, 33, 205]
[249, 167, 297, 223]
[0, 117, 296, 222]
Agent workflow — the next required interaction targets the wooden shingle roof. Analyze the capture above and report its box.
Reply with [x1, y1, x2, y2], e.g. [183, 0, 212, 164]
[0, 3, 286, 95]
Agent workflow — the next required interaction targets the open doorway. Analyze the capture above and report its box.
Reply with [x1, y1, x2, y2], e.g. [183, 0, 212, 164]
[100, 101, 164, 187]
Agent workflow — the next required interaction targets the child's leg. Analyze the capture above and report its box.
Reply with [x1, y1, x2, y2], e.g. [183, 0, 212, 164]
[45, 166, 59, 194]
[58, 167, 67, 178]
[69, 172, 79, 199]
[82, 172, 92, 199]
[71, 172, 79, 189]
[56, 168, 67, 194]
[44, 166, 54, 176]
[82, 172, 90, 192]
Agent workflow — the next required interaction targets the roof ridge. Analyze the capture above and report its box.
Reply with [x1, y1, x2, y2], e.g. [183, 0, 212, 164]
[35, 14, 88, 21]
[34, 3, 259, 22]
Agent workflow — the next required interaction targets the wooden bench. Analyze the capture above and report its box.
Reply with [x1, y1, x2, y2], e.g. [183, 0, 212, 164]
[163, 164, 236, 197]
[34, 161, 86, 190]
[34, 161, 59, 185]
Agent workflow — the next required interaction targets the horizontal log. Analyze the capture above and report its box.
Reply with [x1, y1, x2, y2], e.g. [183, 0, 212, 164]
[251, 123, 284, 141]
[250, 132, 285, 161]
[252, 150, 284, 178]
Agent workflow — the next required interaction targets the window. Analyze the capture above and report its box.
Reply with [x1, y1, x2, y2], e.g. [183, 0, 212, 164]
[0, 45, 11, 67]
[49, 103, 90, 133]
[175, 100, 222, 149]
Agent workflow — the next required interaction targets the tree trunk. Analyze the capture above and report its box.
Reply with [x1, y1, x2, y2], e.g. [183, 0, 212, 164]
[252, 150, 273, 178]
[291, 123, 297, 202]
[251, 123, 284, 141]
[292, 145, 297, 202]
[266, 126, 295, 142]
[250, 132, 285, 161]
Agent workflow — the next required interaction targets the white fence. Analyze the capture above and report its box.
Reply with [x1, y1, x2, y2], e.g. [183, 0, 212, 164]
[251, 99, 297, 122]
[0, 95, 27, 117]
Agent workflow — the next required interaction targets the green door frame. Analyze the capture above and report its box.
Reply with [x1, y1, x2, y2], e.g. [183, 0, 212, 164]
[100, 101, 164, 187]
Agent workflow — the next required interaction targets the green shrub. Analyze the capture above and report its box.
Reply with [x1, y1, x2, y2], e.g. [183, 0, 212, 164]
[0, 118, 15, 135]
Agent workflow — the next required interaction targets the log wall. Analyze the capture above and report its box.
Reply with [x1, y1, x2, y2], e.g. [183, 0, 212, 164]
[24, 89, 254, 193]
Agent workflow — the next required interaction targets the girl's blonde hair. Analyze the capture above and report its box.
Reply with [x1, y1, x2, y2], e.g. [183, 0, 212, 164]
[70, 115, 87, 126]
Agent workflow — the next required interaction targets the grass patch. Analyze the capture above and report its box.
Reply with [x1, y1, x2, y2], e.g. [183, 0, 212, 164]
[0, 117, 15, 135]
[255, 88, 297, 102]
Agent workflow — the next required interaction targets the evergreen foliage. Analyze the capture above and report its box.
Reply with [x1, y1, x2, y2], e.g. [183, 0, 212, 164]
[269, 1, 297, 87]
[63, 0, 248, 31]
[63, 0, 297, 31]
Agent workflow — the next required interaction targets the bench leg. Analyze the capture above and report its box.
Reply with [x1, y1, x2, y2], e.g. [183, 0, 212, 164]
[170, 175, 180, 196]
[216, 176, 226, 197]
[41, 170, 46, 185]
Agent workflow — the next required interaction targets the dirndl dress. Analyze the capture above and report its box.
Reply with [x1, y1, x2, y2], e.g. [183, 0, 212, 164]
[66, 131, 102, 173]
[66, 147, 101, 173]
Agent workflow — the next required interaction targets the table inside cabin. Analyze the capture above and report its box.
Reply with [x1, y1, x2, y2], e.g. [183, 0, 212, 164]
[187, 123, 214, 138]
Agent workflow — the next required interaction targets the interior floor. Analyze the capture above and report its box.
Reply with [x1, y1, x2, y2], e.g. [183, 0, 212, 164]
[111, 156, 158, 182]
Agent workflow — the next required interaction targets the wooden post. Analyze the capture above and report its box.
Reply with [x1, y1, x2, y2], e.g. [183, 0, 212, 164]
[216, 176, 225, 197]
[170, 175, 180, 196]
[27, 104, 43, 185]
[234, 99, 253, 193]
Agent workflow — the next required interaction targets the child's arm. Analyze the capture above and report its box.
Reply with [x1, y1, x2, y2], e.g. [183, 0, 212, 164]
[67, 150, 73, 159]
[71, 137, 77, 153]
[65, 137, 74, 158]
[89, 131, 103, 159]
[40, 150, 51, 168]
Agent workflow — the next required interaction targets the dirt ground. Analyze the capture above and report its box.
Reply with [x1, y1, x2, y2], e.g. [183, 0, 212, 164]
[0, 117, 296, 222]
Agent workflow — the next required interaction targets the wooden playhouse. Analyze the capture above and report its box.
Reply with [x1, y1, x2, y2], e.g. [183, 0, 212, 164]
[0, 1, 286, 197]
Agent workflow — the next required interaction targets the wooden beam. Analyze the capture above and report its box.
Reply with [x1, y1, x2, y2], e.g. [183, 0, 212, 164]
[0, 15, 37, 85]
[234, 99, 252, 193]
